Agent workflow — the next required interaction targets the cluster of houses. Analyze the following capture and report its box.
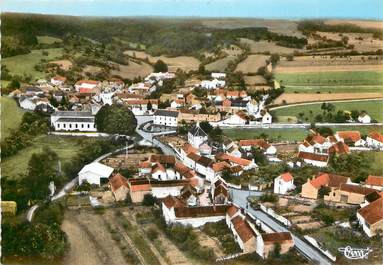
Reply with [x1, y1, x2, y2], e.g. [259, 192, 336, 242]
[297, 130, 383, 167]
[300, 172, 383, 237]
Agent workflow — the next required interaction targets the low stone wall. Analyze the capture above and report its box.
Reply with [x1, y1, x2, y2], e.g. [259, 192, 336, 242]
[260, 203, 292, 227]
[304, 235, 337, 262]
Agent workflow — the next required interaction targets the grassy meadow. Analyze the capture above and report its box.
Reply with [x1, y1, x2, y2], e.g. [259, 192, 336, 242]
[37, 35, 63, 44]
[275, 71, 383, 93]
[2, 48, 64, 80]
[1, 96, 25, 139]
[1, 135, 83, 179]
[223, 128, 308, 142]
[272, 99, 383, 122]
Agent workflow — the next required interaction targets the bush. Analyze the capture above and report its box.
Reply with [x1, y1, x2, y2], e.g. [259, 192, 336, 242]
[142, 194, 156, 206]
[34, 202, 65, 225]
[259, 193, 278, 203]
[2, 222, 68, 260]
[146, 228, 159, 241]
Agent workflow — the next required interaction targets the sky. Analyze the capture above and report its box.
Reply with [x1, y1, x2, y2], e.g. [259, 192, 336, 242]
[2, 0, 383, 20]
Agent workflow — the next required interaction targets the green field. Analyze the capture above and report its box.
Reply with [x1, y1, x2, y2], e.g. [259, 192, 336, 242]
[272, 100, 383, 122]
[223, 128, 309, 142]
[2, 135, 83, 179]
[1, 96, 25, 138]
[37, 35, 62, 45]
[2, 48, 64, 80]
[275, 71, 383, 93]
[223, 125, 383, 142]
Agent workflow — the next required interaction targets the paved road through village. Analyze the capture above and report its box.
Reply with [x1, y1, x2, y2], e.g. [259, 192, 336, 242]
[230, 189, 332, 265]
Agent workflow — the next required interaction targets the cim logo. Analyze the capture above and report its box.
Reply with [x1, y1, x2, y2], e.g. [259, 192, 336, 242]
[338, 246, 372, 260]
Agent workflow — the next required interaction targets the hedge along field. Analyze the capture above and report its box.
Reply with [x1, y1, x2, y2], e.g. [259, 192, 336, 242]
[275, 71, 383, 93]
[271, 99, 383, 122]
[2, 48, 64, 80]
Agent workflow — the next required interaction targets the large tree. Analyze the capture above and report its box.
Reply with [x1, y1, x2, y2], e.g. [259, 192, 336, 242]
[95, 104, 137, 135]
[153, 59, 168, 73]
[22, 147, 63, 202]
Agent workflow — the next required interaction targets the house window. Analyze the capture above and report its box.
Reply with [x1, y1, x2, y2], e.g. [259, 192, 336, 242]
[63, 124, 66, 128]
[75, 124, 78, 128]
[88, 124, 90, 128]
[69, 124, 72, 128]
[57, 123, 60, 128]
[81, 124, 84, 128]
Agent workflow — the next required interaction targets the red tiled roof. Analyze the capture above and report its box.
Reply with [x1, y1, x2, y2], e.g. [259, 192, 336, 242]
[125, 99, 158, 105]
[76, 79, 99, 85]
[152, 162, 166, 173]
[311, 134, 326, 144]
[336, 131, 361, 142]
[239, 139, 271, 149]
[139, 161, 152, 168]
[310, 173, 349, 189]
[231, 216, 256, 243]
[149, 154, 175, 165]
[109, 173, 128, 192]
[227, 205, 239, 218]
[340, 184, 377, 195]
[211, 162, 230, 172]
[216, 153, 252, 167]
[162, 195, 186, 209]
[174, 205, 228, 218]
[357, 197, 383, 225]
[298, 151, 329, 162]
[261, 232, 293, 244]
[369, 131, 383, 143]
[52, 76, 66, 81]
[182, 143, 198, 155]
[281, 172, 293, 182]
[187, 152, 201, 162]
[329, 141, 350, 154]
[366, 175, 383, 187]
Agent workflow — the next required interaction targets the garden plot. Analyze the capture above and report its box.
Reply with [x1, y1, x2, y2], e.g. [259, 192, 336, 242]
[235, 54, 269, 74]
[240, 38, 300, 54]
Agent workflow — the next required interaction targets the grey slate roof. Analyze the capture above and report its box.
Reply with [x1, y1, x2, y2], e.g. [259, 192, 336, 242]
[189, 124, 208, 137]
[153, 109, 179, 118]
[56, 117, 95, 123]
[52, 111, 93, 117]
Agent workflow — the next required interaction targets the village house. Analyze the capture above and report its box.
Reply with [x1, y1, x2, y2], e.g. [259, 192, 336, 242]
[239, 139, 277, 156]
[211, 72, 226, 79]
[78, 162, 114, 186]
[138, 154, 178, 180]
[162, 195, 228, 227]
[127, 178, 193, 203]
[301, 173, 351, 200]
[364, 175, 383, 191]
[188, 122, 208, 149]
[357, 112, 371, 123]
[108, 173, 129, 201]
[274, 173, 295, 195]
[229, 215, 258, 253]
[256, 232, 294, 259]
[366, 131, 383, 150]
[200, 79, 226, 89]
[50, 76, 66, 86]
[74, 80, 100, 92]
[124, 99, 158, 115]
[50, 111, 97, 132]
[211, 179, 229, 204]
[178, 110, 221, 124]
[215, 152, 257, 171]
[298, 132, 350, 167]
[221, 111, 249, 125]
[128, 82, 154, 95]
[334, 131, 366, 147]
[145, 72, 175, 84]
[324, 183, 377, 205]
[357, 196, 383, 237]
[153, 109, 179, 127]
